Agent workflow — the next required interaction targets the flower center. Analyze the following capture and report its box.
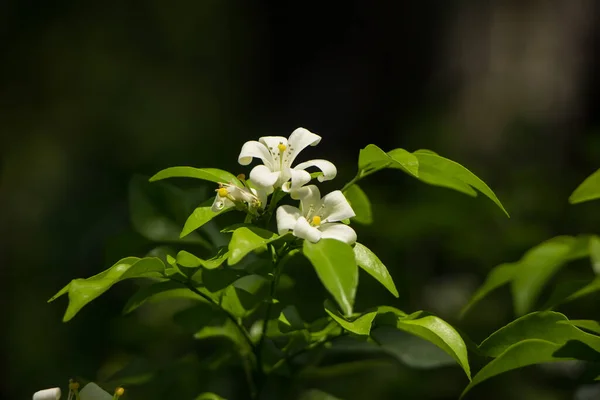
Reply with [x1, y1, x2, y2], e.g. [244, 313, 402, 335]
[217, 187, 229, 198]
[278, 143, 287, 152]
[311, 215, 322, 226]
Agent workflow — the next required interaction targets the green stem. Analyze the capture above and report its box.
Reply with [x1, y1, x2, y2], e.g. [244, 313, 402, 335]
[341, 166, 387, 192]
[271, 331, 349, 372]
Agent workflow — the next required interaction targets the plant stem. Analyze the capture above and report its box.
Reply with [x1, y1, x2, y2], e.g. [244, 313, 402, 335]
[341, 166, 387, 192]
[271, 331, 349, 372]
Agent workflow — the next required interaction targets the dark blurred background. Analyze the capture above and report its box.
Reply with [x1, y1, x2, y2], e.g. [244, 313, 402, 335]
[3, 1, 600, 399]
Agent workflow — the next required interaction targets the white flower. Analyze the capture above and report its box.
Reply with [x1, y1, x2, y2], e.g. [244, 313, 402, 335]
[33, 382, 113, 400]
[238, 127, 337, 193]
[211, 182, 267, 213]
[276, 185, 357, 245]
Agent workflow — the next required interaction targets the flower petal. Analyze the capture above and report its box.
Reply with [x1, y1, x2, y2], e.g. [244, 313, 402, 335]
[320, 223, 357, 245]
[259, 136, 289, 153]
[211, 193, 234, 212]
[282, 168, 311, 193]
[33, 388, 62, 400]
[293, 216, 322, 243]
[251, 187, 268, 210]
[249, 165, 281, 189]
[290, 184, 322, 214]
[238, 140, 274, 168]
[276, 205, 302, 234]
[322, 190, 356, 222]
[294, 159, 337, 182]
[79, 382, 113, 400]
[287, 127, 322, 165]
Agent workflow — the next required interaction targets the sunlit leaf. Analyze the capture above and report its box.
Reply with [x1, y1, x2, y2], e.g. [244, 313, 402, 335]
[150, 166, 242, 187]
[220, 274, 269, 318]
[324, 301, 377, 335]
[387, 148, 419, 177]
[278, 305, 306, 333]
[227, 227, 278, 265]
[122, 280, 206, 314]
[303, 239, 358, 317]
[412, 151, 508, 217]
[177, 248, 229, 270]
[590, 235, 600, 274]
[49, 257, 165, 321]
[569, 168, 600, 204]
[353, 242, 398, 298]
[342, 185, 373, 224]
[181, 203, 230, 238]
[559, 320, 600, 335]
[357, 144, 419, 177]
[195, 393, 227, 400]
[543, 277, 600, 310]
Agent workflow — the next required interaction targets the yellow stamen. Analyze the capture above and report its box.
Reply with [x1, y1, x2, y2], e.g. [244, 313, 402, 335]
[277, 143, 287, 152]
[115, 387, 125, 397]
[312, 216, 321, 226]
[217, 187, 229, 198]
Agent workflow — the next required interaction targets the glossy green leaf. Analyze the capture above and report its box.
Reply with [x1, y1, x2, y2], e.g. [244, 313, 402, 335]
[122, 280, 203, 314]
[512, 236, 590, 315]
[478, 311, 600, 357]
[195, 393, 226, 400]
[49, 257, 165, 321]
[227, 227, 278, 265]
[194, 318, 252, 354]
[181, 204, 229, 238]
[220, 274, 269, 318]
[396, 311, 471, 379]
[559, 320, 600, 335]
[412, 151, 508, 217]
[353, 242, 399, 298]
[150, 166, 242, 187]
[278, 305, 306, 333]
[324, 301, 377, 335]
[461, 339, 566, 398]
[129, 176, 210, 246]
[303, 239, 358, 317]
[177, 249, 229, 270]
[357, 144, 419, 177]
[569, 168, 600, 204]
[342, 185, 373, 224]
[590, 236, 600, 274]
[460, 263, 517, 318]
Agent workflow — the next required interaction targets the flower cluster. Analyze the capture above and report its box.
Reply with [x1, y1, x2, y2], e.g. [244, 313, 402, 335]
[214, 127, 357, 244]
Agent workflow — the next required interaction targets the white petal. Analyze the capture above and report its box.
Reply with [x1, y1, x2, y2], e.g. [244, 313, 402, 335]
[276, 205, 302, 234]
[79, 382, 112, 400]
[321, 190, 356, 222]
[211, 194, 234, 212]
[281, 168, 311, 193]
[238, 140, 274, 168]
[294, 159, 337, 182]
[287, 128, 322, 165]
[320, 223, 357, 245]
[290, 184, 321, 214]
[259, 136, 288, 153]
[293, 216, 322, 243]
[249, 165, 281, 189]
[251, 187, 268, 210]
[33, 388, 62, 400]
[275, 167, 292, 188]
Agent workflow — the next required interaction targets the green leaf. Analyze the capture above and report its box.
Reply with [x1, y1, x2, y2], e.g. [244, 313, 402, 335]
[569, 168, 600, 204]
[180, 204, 230, 239]
[396, 311, 471, 379]
[194, 318, 252, 354]
[129, 176, 210, 246]
[342, 185, 373, 224]
[512, 236, 590, 315]
[177, 248, 229, 270]
[220, 274, 269, 318]
[195, 393, 227, 400]
[590, 236, 600, 274]
[477, 311, 600, 357]
[461, 339, 566, 398]
[324, 301, 377, 335]
[149, 166, 242, 187]
[122, 280, 200, 314]
[412, 151, 509, 217]
[228, 227, 278, 265]
[353, 242, 399, 298]
[49, 257, 165, 321]
[357, 144, 419, 177]
[303, 239, 358, 317]
[460, 263, 517, 318]
[560, 320, 600, 335]
[278, 305, 306, 333]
